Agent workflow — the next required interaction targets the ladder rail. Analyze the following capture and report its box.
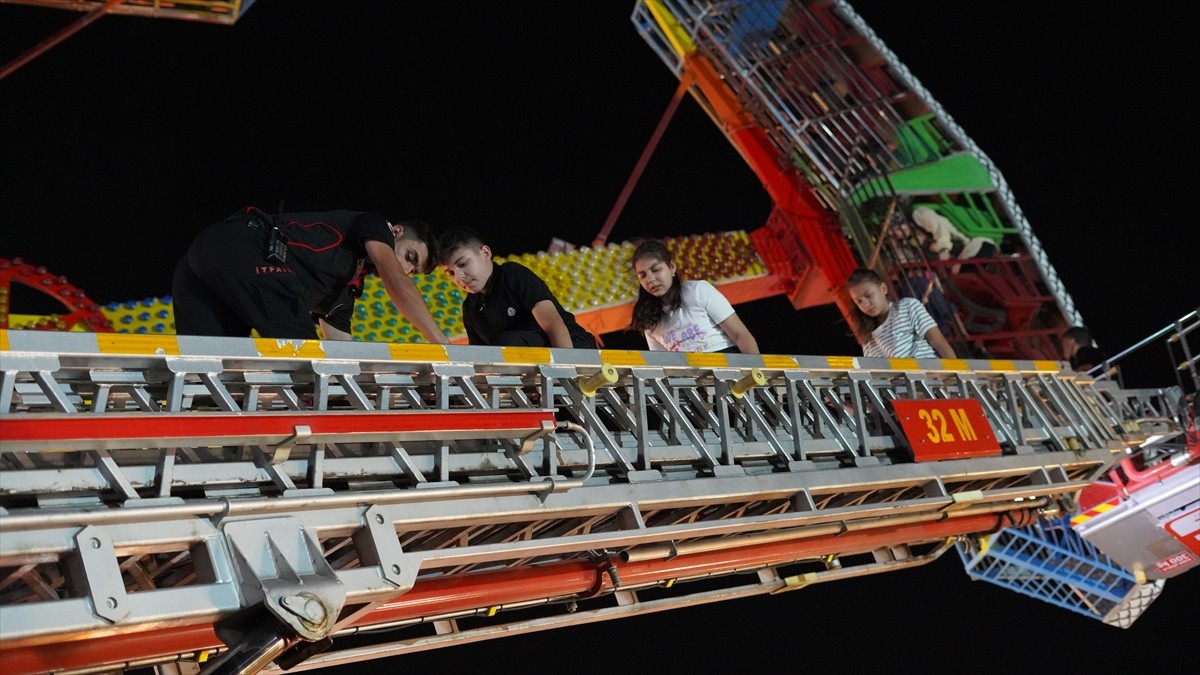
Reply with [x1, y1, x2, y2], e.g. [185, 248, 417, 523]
[1089, 308, 1199, 395]
[1, 341, 1140, 507]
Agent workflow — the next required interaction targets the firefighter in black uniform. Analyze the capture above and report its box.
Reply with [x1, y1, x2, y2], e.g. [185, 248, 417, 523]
[171, 207, 448, 343]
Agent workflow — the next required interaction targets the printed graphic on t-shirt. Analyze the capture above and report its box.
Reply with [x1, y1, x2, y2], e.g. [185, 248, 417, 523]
[646, 281, 736, 352]
[663, 324, 708, 352]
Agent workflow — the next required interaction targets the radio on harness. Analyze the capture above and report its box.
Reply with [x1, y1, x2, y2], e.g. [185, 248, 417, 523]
[245, 206, 289, 265]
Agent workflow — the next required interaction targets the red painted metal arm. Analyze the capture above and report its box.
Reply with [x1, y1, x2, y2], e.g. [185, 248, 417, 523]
[0, 409, 557, 452]
[0, 509, 1029, 675]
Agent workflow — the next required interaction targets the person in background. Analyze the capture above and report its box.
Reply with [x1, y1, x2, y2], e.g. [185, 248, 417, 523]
[911, 205, 997, 274]
[1062, 326, 1107, 373]
[845, 267, 955, 359]
[628, 239, 759, 353]
[437, 227, 596, 348]
[172, 207, 448, 343]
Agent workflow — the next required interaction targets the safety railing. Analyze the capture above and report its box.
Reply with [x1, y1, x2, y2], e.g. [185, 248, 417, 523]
[1, 330, 1147, 506]
[1089, 309, 1199, 396]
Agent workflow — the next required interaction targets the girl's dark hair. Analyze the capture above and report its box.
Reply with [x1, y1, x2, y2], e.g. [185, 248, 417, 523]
[628, 239, 683, 332]
[845, 267, 887, 344]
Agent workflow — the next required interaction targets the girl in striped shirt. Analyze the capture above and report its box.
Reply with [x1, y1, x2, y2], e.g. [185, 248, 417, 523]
[845, 268, 956, 359]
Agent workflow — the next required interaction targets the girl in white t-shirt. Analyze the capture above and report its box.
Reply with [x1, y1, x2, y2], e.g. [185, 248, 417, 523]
[628, 239, 759, 353]
[845, 268, 956, 359]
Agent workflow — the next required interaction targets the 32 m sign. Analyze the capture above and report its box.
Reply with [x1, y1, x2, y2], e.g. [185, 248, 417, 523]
[890, 399, 1001, 461]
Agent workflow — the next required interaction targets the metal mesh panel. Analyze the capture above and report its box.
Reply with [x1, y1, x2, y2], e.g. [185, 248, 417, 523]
[957, 516, 1164, 627]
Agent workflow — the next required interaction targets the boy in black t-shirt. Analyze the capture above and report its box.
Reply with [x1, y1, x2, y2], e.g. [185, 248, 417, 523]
[436, 227, 596, 349]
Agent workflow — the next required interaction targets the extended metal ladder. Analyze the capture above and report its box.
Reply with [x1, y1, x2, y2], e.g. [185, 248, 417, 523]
[0, 329, 1167, 673]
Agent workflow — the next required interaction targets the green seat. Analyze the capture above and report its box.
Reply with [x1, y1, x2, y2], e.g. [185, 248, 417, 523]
[895, 114, 953, 167]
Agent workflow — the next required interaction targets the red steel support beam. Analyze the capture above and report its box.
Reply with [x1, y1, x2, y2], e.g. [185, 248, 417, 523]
[0, 409, 556, 451]
[677, 53, 858, 319]
[0, 509, 1030, 673]
[0, 0, 125, 81]
[593, 74, 694, 248]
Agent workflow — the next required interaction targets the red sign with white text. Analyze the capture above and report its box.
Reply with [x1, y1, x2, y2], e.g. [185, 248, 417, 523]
[1154, 550, 1196, 575]
[891, 399, 1001, 461]
[1164, 506, 1200, 556]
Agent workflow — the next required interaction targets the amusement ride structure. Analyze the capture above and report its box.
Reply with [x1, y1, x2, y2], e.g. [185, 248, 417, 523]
[1, 1, 1197, 674]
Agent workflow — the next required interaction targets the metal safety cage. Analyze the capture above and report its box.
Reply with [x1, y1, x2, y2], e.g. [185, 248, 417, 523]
[956, 515, 1165, 628]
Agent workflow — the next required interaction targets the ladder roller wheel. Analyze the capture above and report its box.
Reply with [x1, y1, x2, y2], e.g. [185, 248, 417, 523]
[731, 368, 766, 398]
[580, 363, 619, 397]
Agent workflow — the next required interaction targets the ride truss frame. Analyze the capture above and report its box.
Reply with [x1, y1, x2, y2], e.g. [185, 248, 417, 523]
[633, 0, 1084, 338]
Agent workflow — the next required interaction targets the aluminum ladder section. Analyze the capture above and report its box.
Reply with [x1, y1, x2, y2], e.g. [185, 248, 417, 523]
[0, 330, 1153, 672]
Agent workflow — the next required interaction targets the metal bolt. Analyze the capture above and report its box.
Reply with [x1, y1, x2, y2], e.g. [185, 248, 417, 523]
[280, 593, 328, 626]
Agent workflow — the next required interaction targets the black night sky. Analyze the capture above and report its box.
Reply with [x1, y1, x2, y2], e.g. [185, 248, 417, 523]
[1, 1, 1196, 671]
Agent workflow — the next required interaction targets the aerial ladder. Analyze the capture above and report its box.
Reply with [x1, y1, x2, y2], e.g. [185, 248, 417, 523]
[0, 329, 1171, 673]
